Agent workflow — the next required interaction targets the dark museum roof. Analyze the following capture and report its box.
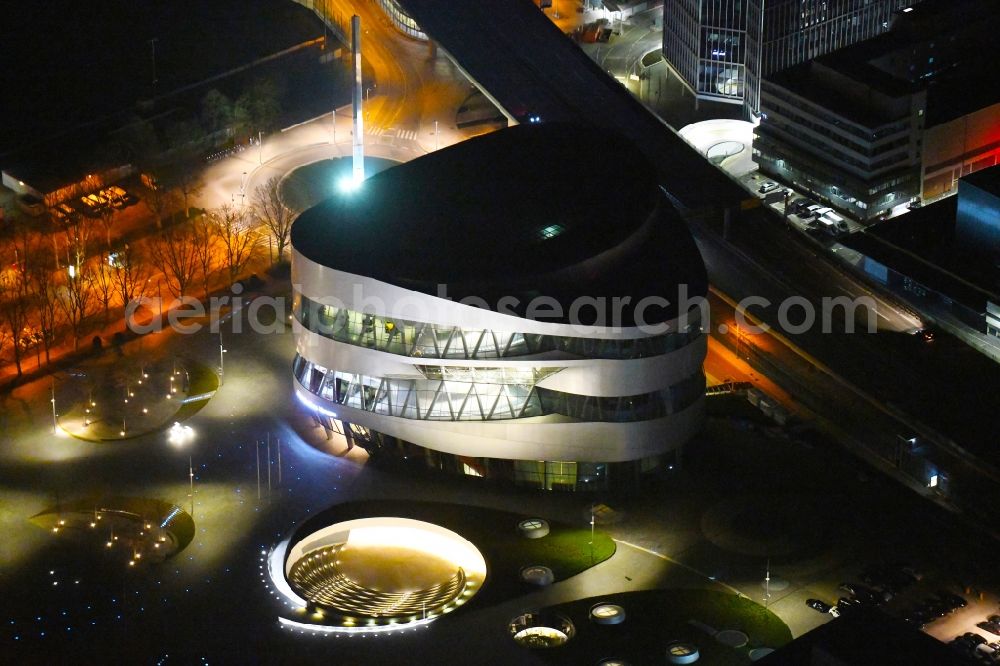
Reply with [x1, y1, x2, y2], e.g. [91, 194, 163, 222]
[291, 123, 708, 325]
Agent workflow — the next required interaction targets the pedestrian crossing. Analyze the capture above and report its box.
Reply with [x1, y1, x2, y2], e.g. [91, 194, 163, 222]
[365, 127, 418, 149]
[367, 126, 420, 143]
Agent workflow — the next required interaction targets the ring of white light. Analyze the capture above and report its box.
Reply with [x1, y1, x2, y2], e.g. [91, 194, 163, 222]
[283, 517, 487, 626]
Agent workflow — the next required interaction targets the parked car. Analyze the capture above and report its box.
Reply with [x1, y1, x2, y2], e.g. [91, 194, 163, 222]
[80, 196, 101, 216]
[794, 199, 817, 215]
[974, 643, 998, 662]
[980, 617, 1000, 636]
[801, 204, 824, 220]
[806, 598, 832, 614]
[758, 180, 779, 194]
[837, 597, 861, 613]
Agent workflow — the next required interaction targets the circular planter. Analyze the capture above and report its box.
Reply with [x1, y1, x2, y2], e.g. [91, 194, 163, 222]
[520, 565, 555, 586]
[666, 641, 700, 665]
[509, 611, 575, 649]
[589, 602, 626, 625]
[517, 518, 550, 539]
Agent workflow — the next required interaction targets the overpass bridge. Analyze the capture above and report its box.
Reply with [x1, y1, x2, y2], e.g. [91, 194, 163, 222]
[397, 0, 750, 214]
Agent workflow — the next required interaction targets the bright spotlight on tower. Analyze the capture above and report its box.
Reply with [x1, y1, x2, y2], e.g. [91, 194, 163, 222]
[338, 175, 362, 194]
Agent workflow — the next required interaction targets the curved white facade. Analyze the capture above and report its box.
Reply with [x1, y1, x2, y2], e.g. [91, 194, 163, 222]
[291, 248, 707, 466]
[288, 123, 709, 489]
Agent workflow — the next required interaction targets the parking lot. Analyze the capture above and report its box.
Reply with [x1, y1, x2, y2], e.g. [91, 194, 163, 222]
[803, 564, 1000, 663]
[742, 172, 865, 241]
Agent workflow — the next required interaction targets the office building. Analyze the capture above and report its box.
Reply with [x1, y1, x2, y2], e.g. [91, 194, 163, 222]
[753, 0, 1000, 221]
[662, 0, 916, 115]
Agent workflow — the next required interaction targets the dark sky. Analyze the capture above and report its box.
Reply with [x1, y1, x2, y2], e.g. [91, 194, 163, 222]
[0, 0, 321, 155]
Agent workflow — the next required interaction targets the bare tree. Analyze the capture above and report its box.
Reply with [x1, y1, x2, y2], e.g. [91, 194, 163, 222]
[98, 205, 118, 251]
[58, 267, 96, 352]
[91, 254, 117, 324]
[252, 175, 298, 262]
[0, 239, 34, 376]
[111, 244, 150, 312]
[190, 215, 217, 298]
[176, 169, 203, 220]
[62, 211, 93, 276]
[149, 225, 200, 299]
[0, 316, 10, 369]
[145, 172, 178, 230]
[32, 266, 61, 364]
[210, 204, 260, 283]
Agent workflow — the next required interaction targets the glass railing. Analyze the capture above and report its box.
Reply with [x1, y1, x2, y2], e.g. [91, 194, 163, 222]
[293, 292, 701, 361]
[293, 354, 704, 423]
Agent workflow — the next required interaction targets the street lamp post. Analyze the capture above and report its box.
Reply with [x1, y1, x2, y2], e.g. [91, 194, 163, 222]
[589, 503, 596, 565]
[764, 558, 771, 608]
[50, 382, 57, 434]
[258, 130, 263, 165]
[434, 120, 439, 151]
[167, 422, 196, 516]
[219, 331, 227, 386]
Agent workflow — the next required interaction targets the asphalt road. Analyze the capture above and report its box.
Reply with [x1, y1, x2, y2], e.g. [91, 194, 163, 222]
[692, 206, 1000, 536]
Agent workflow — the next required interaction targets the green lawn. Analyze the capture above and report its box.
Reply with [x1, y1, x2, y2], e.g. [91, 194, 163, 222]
[533, 588, 792, 665]
[515, 527, 616, 581]
[172, 357, 220, 421]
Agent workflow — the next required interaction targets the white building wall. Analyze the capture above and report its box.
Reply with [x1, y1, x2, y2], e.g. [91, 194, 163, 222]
[292, 248, 690, 339]
[295, 382, 704, 463]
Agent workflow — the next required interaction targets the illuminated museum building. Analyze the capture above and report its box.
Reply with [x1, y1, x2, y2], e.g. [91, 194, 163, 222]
[290, 123, 708, 490]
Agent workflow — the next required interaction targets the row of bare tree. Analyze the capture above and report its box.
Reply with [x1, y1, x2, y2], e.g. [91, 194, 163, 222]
[0, 176, 298, 379]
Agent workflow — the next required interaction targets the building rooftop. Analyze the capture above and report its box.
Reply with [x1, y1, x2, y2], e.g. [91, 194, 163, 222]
[764, 0, 1000, 128]
[843, 201, 996, 310]
[961, 163, 1000, 200]
[764, 62, 915, 129]
[291, 123, 707, 325]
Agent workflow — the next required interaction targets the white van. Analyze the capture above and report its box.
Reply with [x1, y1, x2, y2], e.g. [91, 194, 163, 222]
[820, 210, 849, 234]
